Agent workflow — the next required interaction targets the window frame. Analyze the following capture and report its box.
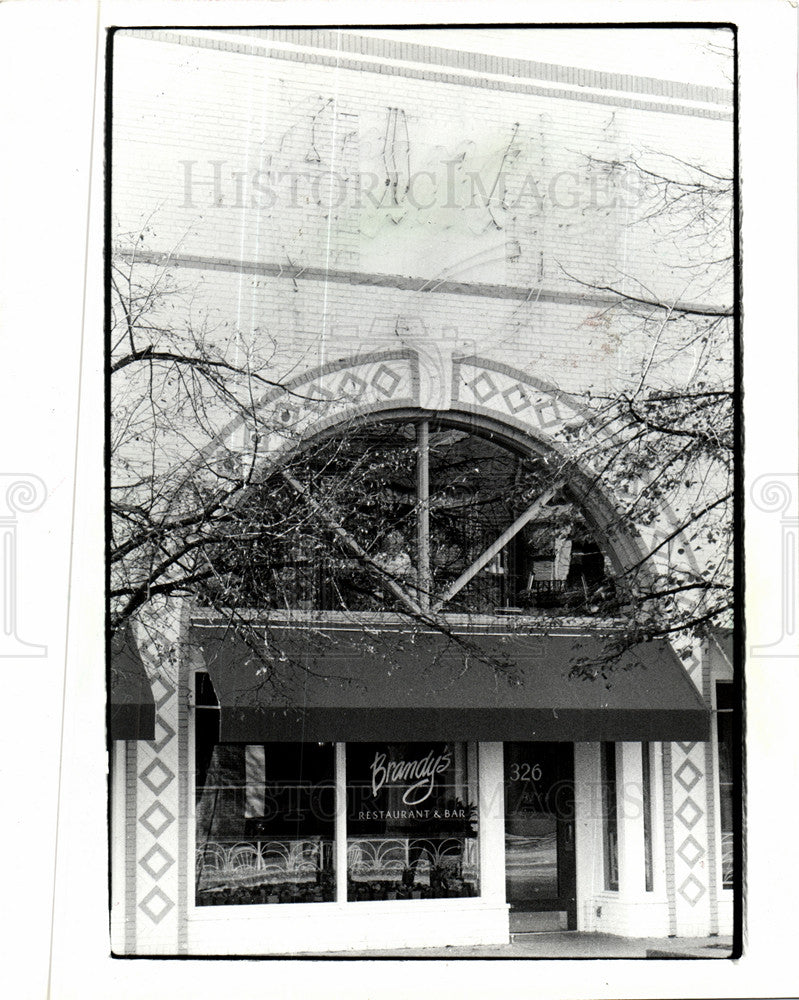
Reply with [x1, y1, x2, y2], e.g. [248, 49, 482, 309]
[601, 741, 619, 892]
[195, 415, 614, 618]
[714, 680, 735, 892]
[642, 741, 655, 893]
[189, 672, 483, 911]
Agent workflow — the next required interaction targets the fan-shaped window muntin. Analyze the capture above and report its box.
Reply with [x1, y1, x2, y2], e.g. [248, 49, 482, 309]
[198, 416, 615, 616]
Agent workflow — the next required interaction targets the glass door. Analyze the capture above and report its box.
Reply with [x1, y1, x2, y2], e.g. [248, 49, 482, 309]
[503, 742, 576, 929]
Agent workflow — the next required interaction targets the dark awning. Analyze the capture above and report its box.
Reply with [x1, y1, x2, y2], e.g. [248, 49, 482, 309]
[195, 622, 710, 743]
[109, 625, 155, 741]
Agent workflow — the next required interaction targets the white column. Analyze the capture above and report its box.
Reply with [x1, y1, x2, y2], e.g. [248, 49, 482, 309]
[573, 742, 602, 928]
[109, 742, 127, 953]
[335, 743, 348, 903]
[478, 742, 506, 903]
[616, 742, 647, 897]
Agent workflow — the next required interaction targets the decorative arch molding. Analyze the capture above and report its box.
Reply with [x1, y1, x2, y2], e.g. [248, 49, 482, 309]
[202, 348, 688, 580]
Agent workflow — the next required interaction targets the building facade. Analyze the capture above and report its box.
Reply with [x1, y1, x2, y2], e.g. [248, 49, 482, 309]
[109, 28, 736, 955]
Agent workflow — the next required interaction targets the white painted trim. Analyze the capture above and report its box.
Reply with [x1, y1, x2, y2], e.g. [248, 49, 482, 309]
[186, 901, 510, 954]
[617, 742, 647, 896]
[574, 741, 603, 931]
[334, 743, 347, 904]
[477, 741, 507, 908]
[189, 896, 493, 921]
[574, 741, 671, 936]
[121, 30, 732, 119]
[109, 742, 127, 953]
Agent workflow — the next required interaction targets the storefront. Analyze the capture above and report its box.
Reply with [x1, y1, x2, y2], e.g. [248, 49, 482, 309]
[110, 610, 717, 954]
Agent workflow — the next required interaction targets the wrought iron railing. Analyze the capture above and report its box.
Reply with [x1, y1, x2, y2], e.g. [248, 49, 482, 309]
[195, 835, 479, 904]
[721, 831, 734, 888]
[347, 836, 478, 899]
[196, 837, 333, 905]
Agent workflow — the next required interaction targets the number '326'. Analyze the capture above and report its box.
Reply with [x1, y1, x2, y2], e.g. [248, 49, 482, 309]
[509, 762, 542, 781]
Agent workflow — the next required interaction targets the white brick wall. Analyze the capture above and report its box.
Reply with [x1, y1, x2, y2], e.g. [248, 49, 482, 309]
[112, 31, 733, 339]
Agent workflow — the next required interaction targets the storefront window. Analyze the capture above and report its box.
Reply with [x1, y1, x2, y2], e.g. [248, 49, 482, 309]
[194, 677, 483, 906]
[601, 742, 619, 891]
[194, 677, 335, 906]
[716, 682, 734, 889]
[346, 742, 479, 901]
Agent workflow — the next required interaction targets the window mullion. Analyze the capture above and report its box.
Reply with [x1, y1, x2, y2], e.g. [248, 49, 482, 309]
[433, 483, 562, 612]
[416, 419, 431, 610]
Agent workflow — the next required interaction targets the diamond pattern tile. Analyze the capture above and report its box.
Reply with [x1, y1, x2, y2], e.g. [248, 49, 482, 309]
[533, 400, 560, 428]
[302, 383, 335, 412]
[677, 872, 706, 907]
[338, 372, 367, 399]
[501, 383, 531, 414]
[149, 715, 176, 754]
[139, 842, 175, 880]
[150, 674, 175, 709]
[138, 885, 175, 924]
[675, 757, 702, 793]
[469, 372, 498, 403]
[676, 834, 705, 868]
[139, 758, 175, 796]
[676, 742, 697, 755]
[675, 796, 703, 831]
[371, 364, 402, 398]
[139, 801, 175, 838]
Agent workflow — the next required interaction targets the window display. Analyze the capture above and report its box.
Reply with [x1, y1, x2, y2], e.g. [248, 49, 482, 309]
[194, 678, 480, 906]
[346, 742, 479, 901]
[194, 677, 335, 906]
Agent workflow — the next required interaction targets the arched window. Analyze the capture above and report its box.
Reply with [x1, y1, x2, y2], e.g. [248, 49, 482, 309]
[197, 416, 615, 617]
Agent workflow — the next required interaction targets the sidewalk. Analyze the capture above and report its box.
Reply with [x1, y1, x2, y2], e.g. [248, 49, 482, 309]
[297, 933, 734, 960]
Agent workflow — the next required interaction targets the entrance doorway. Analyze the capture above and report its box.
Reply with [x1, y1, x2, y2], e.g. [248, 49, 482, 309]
[503, 742, 576, 930]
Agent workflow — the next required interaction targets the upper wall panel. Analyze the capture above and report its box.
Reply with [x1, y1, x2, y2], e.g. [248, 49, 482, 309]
[111, 30, 733, 309]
